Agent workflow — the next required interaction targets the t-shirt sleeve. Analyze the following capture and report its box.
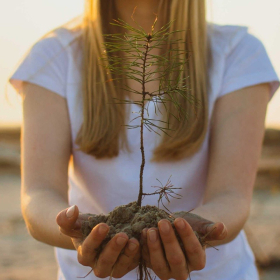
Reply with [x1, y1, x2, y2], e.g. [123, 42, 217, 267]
[219, 32, 280, 101]
[8, 34, 68, 98]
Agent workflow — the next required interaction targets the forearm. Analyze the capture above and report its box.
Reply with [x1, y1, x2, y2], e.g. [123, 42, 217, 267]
[194, 191, 251, 245]
[22, 187, 75, 249]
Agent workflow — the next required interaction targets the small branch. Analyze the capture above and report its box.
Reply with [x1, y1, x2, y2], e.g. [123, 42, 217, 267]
[142, 175, 182, 213]
[144, 84, 181, 98]
[145, 91, 166, 97]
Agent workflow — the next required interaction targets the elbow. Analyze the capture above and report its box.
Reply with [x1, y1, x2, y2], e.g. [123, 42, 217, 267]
[225, 198, 251, 243]
[21, 197, 41, 242]
[21, 208, 39, 241]
[238, 197, 251, 230]
[25, 223, 40, 241]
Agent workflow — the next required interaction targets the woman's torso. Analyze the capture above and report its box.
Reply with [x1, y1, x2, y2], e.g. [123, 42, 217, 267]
[52, 18, 259, 280]
[10, 14, 273, 279]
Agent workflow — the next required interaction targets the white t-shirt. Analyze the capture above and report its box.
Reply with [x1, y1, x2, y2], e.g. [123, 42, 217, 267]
[9, 15, 280, 280]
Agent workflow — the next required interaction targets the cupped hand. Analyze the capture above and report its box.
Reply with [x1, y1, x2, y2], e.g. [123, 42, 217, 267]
[56, 205, 141, 278]
[172, 211, 227, 242]
[141, 215, 227, 280]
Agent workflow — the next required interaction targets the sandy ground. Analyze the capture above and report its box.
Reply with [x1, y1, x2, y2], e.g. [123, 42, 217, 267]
[1, 128, 280, 280]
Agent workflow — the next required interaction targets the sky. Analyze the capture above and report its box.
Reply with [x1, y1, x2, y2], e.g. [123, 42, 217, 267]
[1, 0, 280, 128]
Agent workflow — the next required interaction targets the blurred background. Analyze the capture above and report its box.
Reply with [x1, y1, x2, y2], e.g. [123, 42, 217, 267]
[0, 0, 279, 279]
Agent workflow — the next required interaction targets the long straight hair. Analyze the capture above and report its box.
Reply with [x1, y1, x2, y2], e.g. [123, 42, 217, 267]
[75, 0, 210, 161]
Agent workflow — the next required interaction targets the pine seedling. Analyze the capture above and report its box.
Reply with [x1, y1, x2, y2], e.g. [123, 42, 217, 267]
[99, 14, 197, 209]
[79, 13, 201, 280]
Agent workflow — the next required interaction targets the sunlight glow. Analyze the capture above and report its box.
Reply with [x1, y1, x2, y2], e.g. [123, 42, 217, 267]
[1, 0, 279, 128]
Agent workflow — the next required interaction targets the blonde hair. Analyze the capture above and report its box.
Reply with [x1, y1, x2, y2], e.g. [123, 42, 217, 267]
[75, 0, 210, 161]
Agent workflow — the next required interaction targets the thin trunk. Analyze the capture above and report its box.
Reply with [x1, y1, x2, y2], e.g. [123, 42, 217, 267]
[137, 35, 151, 207]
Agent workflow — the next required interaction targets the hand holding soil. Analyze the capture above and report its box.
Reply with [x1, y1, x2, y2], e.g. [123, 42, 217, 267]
[140, 213, 227, 279]
[141, 218, 206, 280]
[56, 205, 141, 278]
[172, 211, 228, 242]
[56, 204, 228, 279]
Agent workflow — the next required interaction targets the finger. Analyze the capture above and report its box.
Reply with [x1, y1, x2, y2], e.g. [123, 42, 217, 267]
[127, 239, 142, 271]
[69, 213, 92, 231]
[112, 238, 140, 278]
[78, 212, 97, 220]
[141, 228, 151, 267]
[59, 227, 84, 239]
[94, 232, 129, 278]
[56, 205, 79, 231]
[147, 227, 170, 278]
[77, 223, 109, 267]
[174, 218, 206, 271]
[158, 220, 188, 278]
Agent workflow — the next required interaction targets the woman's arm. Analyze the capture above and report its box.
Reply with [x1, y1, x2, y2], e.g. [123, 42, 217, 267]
[141, 83, 271, 279]
[21, 81, 74, 249]
[21, 82, 140, 278]
[188, 82, 271, 246]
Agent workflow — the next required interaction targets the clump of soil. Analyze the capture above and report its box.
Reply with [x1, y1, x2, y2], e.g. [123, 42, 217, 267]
[81, 201, 204, 279]
[82, 201, 175, 248]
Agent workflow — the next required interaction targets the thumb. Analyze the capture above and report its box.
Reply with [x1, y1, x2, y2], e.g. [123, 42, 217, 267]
[174, 211, 227, 241]
[204, 222, 227, 241]
[56, 205, 79, 231]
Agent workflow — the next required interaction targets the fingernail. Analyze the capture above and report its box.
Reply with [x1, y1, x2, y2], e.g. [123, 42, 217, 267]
[66, 205, 76, 218]
[116, 236, 127, 246]
[98, 224, 108, 235]
[128, 241, 138, 251]
[175, 218, 185, 229]
[148, 229, 157, 242]
[142, 228, 148, 238]
[159, 220, 170, 234]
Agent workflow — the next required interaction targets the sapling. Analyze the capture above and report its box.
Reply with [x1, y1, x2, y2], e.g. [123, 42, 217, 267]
[80, 13, 207, 280]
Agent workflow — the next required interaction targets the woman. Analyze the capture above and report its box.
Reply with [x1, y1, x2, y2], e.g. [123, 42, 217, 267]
[8, 0, 279, 279]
